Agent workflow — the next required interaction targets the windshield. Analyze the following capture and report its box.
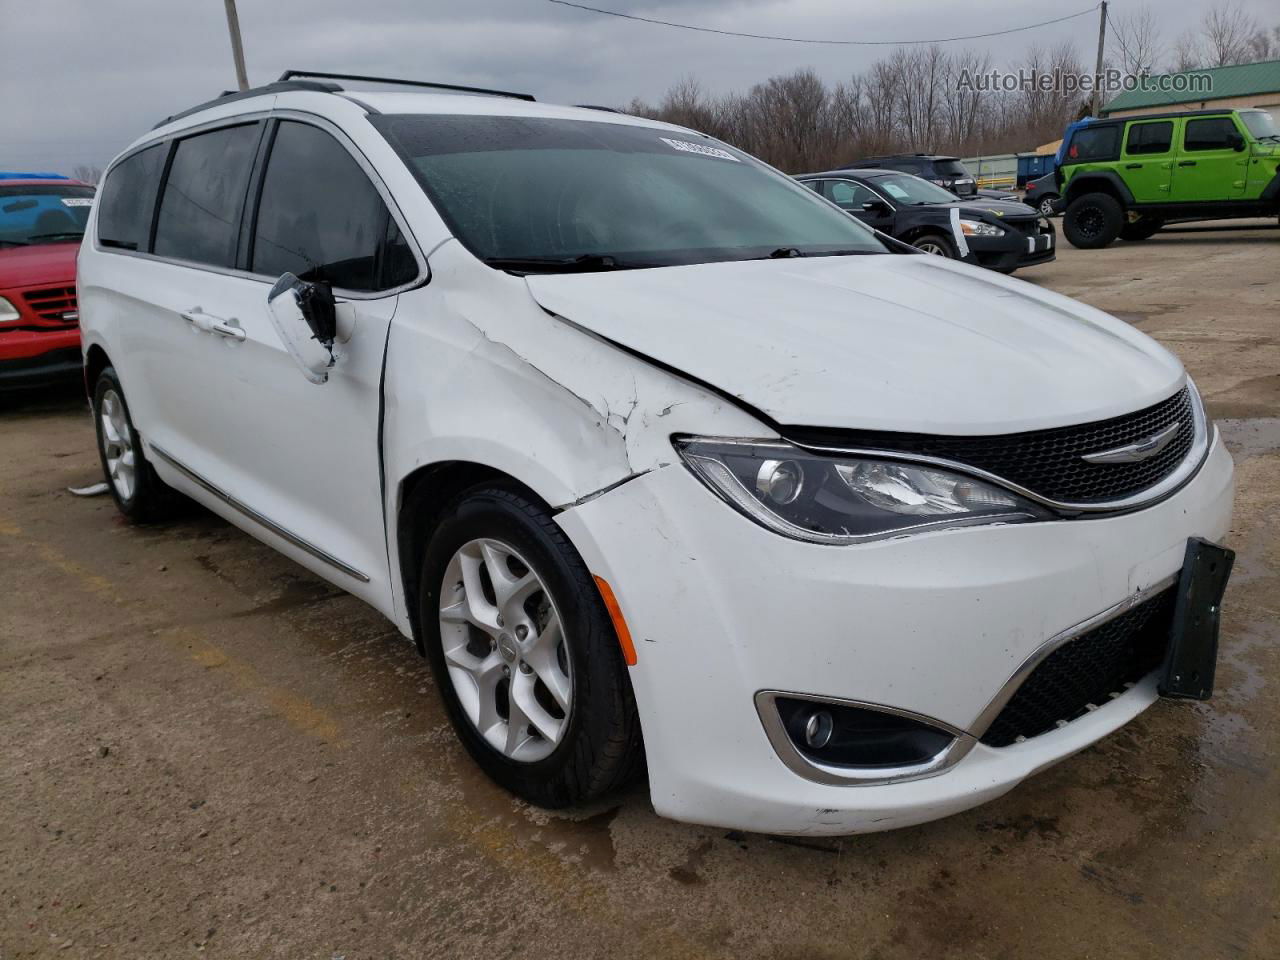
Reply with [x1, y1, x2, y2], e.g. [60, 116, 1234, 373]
[1240, 110, 1280, 141]
[0, 184, 94, 247]
[371, 115, 886, 270]
[932, 159, 970, 178]
[871, 174, 959, 206]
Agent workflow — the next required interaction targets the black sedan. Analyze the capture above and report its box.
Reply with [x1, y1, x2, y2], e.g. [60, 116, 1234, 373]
[796, 169, 1055, 274]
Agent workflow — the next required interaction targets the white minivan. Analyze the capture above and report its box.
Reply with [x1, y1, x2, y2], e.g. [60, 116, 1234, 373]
[78, 72, 1235, 835]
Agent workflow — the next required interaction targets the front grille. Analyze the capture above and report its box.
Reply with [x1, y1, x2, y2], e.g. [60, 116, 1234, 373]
[22, 286, 78, 324]
[786, 387, 1194, 504]
[981, 588, 1175, 747]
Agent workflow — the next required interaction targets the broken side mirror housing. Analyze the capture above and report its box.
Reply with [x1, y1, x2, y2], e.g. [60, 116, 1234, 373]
[266, 272, 338, 384]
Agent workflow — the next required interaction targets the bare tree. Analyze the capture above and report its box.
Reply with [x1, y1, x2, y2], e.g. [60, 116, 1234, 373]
[1110, 5, 1164, 77]
[1201, 1, 1262, 66]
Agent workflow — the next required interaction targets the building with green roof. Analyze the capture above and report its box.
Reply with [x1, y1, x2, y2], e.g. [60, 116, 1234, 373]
[1101, 59, 1280, 124]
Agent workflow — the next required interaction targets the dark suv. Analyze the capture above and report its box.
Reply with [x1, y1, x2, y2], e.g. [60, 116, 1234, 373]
[842, 154, 977, 198]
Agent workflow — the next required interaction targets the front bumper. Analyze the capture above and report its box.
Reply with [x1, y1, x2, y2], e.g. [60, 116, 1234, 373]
[965, 220, 1056, 273]
[0, 330, 82, 389]
[556, 431, 1234, 835]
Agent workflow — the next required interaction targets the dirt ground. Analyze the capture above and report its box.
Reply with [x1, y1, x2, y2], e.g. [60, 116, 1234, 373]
[2, 221, 1278, 959]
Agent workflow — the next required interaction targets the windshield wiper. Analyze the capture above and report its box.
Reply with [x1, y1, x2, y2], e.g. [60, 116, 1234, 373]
[483, 253, 638, 274]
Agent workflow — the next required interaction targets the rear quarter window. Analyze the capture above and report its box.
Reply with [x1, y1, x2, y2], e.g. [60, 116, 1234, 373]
[97, 144, 167, 251]
[1066, 126, 1119, 163]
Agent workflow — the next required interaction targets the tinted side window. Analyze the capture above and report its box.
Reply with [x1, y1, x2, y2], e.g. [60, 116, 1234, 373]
[1066, 126, 1119, 162]
[1184, 117, 1238, 151]
[893, 160, 922, 174]
[97, 144, 167, 251]
[153, 124, 259, 267]
[1125, 121, 1174, 155]
[251, 121, 405, 291]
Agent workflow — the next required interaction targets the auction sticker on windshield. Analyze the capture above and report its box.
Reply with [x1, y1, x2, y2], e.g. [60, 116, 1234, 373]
[659, 137, 740, 161]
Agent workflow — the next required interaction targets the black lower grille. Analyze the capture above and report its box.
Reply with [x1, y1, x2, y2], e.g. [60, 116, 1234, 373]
[981, 588, 1175, 747]
[786, 387, 1195, 504]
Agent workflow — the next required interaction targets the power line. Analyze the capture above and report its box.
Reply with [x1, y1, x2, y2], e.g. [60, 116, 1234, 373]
[546, 0, 1102, 46]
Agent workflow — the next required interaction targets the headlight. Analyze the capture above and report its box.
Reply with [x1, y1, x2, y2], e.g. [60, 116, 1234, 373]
[959, 219, 1004, 237]
[676, 439, 1052, 544]
[0, 296, 20, 323]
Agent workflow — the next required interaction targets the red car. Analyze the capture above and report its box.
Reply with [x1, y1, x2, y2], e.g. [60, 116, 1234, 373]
[0, 175, 95, 388]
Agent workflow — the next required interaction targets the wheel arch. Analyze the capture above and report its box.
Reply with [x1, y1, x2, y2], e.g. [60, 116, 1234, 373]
[395, 459, 554, 655]
[1063, 171, 1134, 207]
[83, 343, 112, 400]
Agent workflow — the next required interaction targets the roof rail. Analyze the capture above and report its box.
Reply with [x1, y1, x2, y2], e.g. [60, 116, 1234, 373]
[575, 104, 623, 113]
[278, 70, 536, 102]
[153, 79, 340, 129]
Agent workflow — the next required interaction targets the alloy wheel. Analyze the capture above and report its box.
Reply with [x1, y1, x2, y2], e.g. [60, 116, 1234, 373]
[99, 388, 136, 501]
[916, 240, 949, 256]
[438, 538, 573, 762]
[1039, 198, 1056, 216]
[1075, 206, 1104, 240]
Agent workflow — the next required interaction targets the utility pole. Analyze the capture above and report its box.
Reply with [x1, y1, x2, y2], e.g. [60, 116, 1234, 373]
[1090, 0, 1108, 117]
[223, 0, 250, 92]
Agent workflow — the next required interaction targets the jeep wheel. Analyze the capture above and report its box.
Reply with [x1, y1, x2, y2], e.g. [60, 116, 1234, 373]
[418, 484, 643, 808]
[1120, 218, 1164, 242]
[1063, 192, 1123, 249]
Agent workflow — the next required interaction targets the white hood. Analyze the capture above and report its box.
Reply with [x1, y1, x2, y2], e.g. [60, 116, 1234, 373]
[526, 254, 1184, 435]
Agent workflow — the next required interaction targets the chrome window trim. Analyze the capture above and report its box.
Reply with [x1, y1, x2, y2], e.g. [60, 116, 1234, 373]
[782, 380, 1211, 516]
[754, 690, 976, 786]
[92, 109, 430, 301]
[148, 442, 370, 583]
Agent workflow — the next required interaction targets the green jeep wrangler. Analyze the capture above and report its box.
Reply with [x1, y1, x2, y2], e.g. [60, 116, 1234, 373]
[1058, 108, 1280, 248]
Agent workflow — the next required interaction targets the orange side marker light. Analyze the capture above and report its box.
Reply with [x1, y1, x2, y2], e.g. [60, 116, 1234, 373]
[593, 575, 637, 666]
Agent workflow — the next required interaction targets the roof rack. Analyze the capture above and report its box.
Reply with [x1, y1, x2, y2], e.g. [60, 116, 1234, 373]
[575, 104, 623, 113]
[153, 70, 536, 130]
[278, 70, 536, 102]
[153, 79, 340, 129]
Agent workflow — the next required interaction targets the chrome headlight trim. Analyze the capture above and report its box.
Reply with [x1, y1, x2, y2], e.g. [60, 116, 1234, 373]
[785, 378, 1211, 516]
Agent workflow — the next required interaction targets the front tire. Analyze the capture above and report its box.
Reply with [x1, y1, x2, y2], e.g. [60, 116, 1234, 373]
[419, 484, 642, 808]
[1063, 192, 1123, 248]
[912, 232, 959, 258]
[91, 367, 183, 522]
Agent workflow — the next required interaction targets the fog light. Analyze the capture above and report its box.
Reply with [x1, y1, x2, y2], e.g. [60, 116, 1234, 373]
[755, 459, 802, 504]
[804, 710, 833, 748]
[776, 696, 954, 768]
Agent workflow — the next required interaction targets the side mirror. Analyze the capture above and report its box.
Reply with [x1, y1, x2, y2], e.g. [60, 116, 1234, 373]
[266, 273, 338, 384]
[1228, 132, 1246, 151]
[861, 200, 889, 214]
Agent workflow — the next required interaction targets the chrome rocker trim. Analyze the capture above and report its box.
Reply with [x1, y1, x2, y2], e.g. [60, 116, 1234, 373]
[148, 442, 371, 583]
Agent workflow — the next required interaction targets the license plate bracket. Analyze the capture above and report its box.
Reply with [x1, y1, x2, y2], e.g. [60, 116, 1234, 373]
[1159, 537, 1234, 700]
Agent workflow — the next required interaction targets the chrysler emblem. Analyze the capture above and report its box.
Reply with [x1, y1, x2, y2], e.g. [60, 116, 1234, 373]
[1081, 422, 1181, 464]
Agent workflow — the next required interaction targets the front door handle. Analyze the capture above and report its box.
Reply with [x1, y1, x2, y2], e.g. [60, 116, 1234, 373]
[1125, 163, 1143, 169]
[181, 308, 246, 342]
[1178, 160, 1197, 167]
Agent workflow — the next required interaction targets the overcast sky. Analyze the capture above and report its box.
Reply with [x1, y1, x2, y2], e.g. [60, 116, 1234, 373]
[3, 0, 1276, 174]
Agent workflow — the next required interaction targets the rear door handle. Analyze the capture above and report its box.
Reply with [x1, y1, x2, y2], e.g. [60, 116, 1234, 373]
[181, 308, 246, 342]
[1178, 160, 1197, 167]
[1125, 163, 1143, 169]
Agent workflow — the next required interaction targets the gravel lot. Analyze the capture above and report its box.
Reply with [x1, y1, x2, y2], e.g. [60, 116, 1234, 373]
[2, 220, 1277, 959]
